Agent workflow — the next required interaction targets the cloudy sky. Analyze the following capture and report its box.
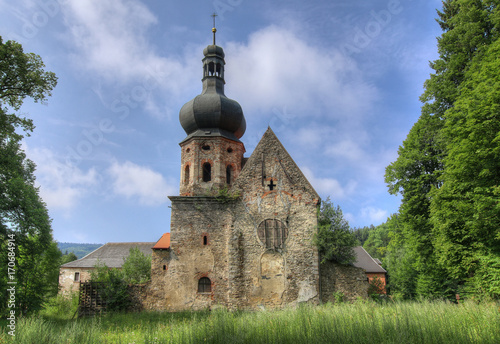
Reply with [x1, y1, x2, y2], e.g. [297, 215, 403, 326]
[1, 0, 443, 244]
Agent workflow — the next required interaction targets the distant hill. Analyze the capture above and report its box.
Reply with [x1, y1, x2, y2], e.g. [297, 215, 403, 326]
[58, 242, 103, 259]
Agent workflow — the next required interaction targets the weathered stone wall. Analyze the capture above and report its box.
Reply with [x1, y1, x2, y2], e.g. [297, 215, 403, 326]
[320, 261, 369, 303]
[128, 283, 150, 311]
[59, 268, 92, 294]
[228, 128, 321, 309]
[145, 197, 234, 311]
[179, 137, 245, 196]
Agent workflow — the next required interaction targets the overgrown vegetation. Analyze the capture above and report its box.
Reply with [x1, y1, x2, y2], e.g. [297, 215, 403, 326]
[87, 247, 152, 312]
[203, 185, 241, 203]
[39, 291, 79, 320]
[1, 301, 498, 343]
[314, 198, 357, 265]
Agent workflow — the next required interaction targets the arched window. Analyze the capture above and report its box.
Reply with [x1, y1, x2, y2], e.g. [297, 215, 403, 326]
[198, 277, 211, 293]
[258, 219, 288, 249]
[226, 165, 233, 184]
[208, 62, 215, 76]
[184, 165, 190, 185]
[202, 163, 211, 182]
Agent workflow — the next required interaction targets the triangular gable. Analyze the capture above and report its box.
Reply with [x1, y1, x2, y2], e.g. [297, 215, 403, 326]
[235, 127, 320, 201]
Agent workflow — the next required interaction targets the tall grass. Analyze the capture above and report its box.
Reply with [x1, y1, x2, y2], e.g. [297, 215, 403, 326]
[1, 300, 499, 343]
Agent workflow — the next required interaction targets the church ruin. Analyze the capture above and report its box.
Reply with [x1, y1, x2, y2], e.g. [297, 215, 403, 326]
[142, 33, 372, 310]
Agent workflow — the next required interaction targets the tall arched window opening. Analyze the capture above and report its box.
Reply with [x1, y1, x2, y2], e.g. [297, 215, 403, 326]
[203, 163, 212, 182]
[226, 165, 233, 184]
[258, 219, 288, 249]
[198, 277, 211, 293]
[184, 165, 190, 185]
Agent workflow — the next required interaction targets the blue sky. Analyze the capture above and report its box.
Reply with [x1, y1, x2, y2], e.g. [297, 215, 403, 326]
[1, 0, 443, 244]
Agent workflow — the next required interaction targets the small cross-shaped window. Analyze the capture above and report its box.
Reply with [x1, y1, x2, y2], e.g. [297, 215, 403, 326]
[268, 180, 276, 191]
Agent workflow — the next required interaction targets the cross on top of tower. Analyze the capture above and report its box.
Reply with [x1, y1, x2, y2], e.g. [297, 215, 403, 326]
[211, 13, 218, 45]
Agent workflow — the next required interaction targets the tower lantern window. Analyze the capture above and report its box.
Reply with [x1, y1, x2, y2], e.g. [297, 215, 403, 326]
[203, 163, 212, 182]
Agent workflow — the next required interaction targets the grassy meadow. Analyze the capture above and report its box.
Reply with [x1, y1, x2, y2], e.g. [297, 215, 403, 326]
[1, 300, 499, 343]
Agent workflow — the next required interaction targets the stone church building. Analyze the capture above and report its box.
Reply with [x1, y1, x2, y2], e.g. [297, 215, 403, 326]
[141, 36, 373, 311]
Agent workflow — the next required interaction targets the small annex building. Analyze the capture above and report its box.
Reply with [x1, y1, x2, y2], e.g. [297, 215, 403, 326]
[59, 242, 155, 294]
[353, 246, 387, 294]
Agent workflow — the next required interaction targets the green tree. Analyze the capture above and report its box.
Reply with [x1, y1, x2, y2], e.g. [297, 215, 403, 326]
[0, 37, 57, 141]
[60, 252, 78, 265]
[363, 222, 391, 260]
[314, 198, 357, 265]
[431, 37, 500, 298]
[121, 247, 151, 284]
[352, 225, 374, 246]
[90, 262, 131, 312]
[384, 0, 499, 299]
[0, 36, 58, 315]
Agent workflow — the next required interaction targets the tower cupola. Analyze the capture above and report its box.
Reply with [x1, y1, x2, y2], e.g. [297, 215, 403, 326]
[177, 22, 246, 196]
[179, 38, 246, 143]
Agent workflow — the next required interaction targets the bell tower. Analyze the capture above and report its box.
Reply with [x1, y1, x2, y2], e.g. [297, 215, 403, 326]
[178, 23, 246, 196]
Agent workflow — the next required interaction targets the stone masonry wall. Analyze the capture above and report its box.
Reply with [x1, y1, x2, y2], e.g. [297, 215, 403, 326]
[145, 197, 234, 311]
[228, 128, 321, 309]
[59, 268, 92, 294]
[320, 261, 369, 303]
[179, 137, 245, 196]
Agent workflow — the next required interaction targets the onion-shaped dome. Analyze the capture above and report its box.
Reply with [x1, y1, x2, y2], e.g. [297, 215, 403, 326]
[179, 44, 246, 142]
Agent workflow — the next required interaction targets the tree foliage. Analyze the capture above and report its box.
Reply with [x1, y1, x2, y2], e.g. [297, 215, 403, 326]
[60, 252, 78, 265]
[431, 36, 500, 295]
[89, 248, 151, 312]
[362, 220, 393, 260]
[0, 36, 58, 315]
[384, 0, 500, 300]
[351, 225, 374, 246]
[0, 37, 57, 141]
[314, 198, 357, 265]
[121, 247, 152, 284]
[90, 262, 131, 312]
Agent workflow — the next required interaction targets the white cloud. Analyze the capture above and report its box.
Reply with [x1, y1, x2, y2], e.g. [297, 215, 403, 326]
[226, 26, 377, 119]
[27, 146, 99, 210]
[360, 206, 388, 224]
[107, 160, 175, 206]
[60, 0, 199, 99]
[302, 166, 357, 200]
[325, 138, 367, 162]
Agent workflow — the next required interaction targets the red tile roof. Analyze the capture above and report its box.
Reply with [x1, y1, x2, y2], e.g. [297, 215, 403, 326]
[153, 233, 170, 249]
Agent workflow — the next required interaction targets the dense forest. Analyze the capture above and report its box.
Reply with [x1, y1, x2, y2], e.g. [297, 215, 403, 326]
[354, 0, 500, 300]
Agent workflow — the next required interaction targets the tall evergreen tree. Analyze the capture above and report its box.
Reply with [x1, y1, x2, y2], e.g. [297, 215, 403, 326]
[431, 36, 500, 298]
[385, 0, 499, 299]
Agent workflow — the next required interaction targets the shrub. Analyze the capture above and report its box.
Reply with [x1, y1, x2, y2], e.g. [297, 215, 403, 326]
[121, 247, 151, 284]
[90, 262, 131, 312]
[39, 291, 79, 320]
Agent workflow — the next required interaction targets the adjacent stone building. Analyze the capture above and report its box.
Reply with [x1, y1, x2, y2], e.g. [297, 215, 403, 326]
[59, 242, 154, 294]
[144, 36, 371, 310]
